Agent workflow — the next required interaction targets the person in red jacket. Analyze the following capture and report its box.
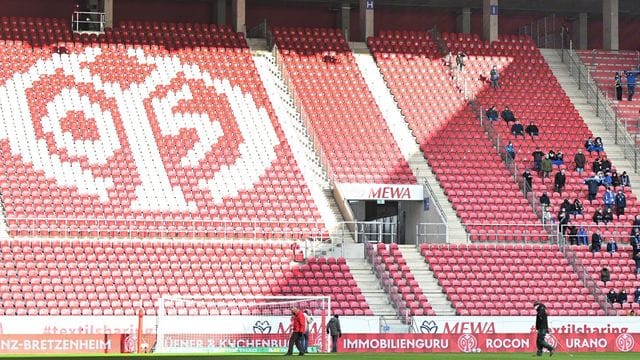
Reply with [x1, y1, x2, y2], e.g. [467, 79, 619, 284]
[285, 307, 306, 356]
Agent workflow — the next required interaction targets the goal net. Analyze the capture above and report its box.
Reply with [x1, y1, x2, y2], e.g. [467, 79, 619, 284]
[154, 295, 330, 354]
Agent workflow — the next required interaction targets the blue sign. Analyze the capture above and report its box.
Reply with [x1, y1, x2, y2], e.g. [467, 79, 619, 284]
[490, 5, 498, 15]
[366, 0, 374, 10]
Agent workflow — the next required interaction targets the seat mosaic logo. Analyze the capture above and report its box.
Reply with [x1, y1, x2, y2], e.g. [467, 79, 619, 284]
[0, 47, 279, 212]
[253, 321, 272, 334]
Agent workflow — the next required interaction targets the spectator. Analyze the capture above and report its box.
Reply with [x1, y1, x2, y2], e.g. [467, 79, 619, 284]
[539, 192, 550, 207]
[633, 215, 640, 229]
[552, 151, 564, 167]
[592, 157, 603, 173]
[554, 169, 566, 194]
[522, 168, 533, 195]
[630, 309, 636, 316]
[618, 289, 628, 305]
[603, 207, 614, 225]
[542, 204, 552, 224]
[615, 72, 623, 101]
[532, 147, 545, 172]
[585, 136, 603, 156]
[601, 266, 611, 285]
[603, 187, 615, 212]
[486, 105, 499, 122]
[601, 155, 612, 172]
[584, 173, 601, 203]
[572, 198, 584, 216]
[577, 226, 588, 246]
[560, 198, 572, 214]
[607, 238, 619, 254]
[541, 155, 553, 182]
[326, 315, 342, 353]
[607, 288, 618, 303]
[548, 149, 556, 161]
[621, 171, 631, 188]
[568, 225, 579, 245]
[602, 171, 613, 187]
[490, 64, 499, 89]
[525, 121, 539, 139]
[502, 106, 516, 125]
[511, 120, 525, 138]
[456, 51, 466, 72]
[593, 208, 605, 225]
[635, 252, 640, 276]
[634, 286, 640, 304]
[615, 190, 627, 218]
[625, 70, 640, 101]
[631, 228, 640, 256]
[611, 170, 620, 188]
[558, 208, 570, 234]
[574, 149, 586, 175]
[505, 141, 516, 160]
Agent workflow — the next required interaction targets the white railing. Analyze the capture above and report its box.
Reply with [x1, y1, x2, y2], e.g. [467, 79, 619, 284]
[72, 11, 105, 33]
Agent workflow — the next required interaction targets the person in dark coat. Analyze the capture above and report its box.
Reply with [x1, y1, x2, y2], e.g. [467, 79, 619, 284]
[601, 155, 612, 173]
[625, 70, 640, 101]
[611, 171, 620, 188]
[486, 105, 499, 122]
[490, 65, 500, 89]
[525, 121, 539, 139]
[523, 168, 533, 195]
[615, 190, 627, 218]
[601, 266, 611, 285]
[591, 229, 603, 252]
[502, 106, 516, 125]
[571, 198, 583, 216]
[620, 171, 631, 188]
[511, 120, 525, 138]
[603, 207, 614, 225]
[634, 286, 640, 304]
[607, 288, 618, 303]
[607, 238, 619, 254]
[326, 315, 342, 353]
[534, 301, 555, 356]
[592, 158, 602, 173]
[554, 169, 566, 194]
[539, 192, 551, 207]
[615, 72, 623, 101]
[574, 149, 586, 175]
[567, 225, 579, 245]
[633, 215, 640, 229]
[584, 174, 601, 203]
[532, 147, 545, 172]
[618, 289, 628, 305]
[558, 208, 570, 234]
[560, 198, 572, 214]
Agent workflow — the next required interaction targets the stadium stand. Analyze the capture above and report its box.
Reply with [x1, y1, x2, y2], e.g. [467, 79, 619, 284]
[0, 239, 370, 316]
[368, 30, 544, 241]
[421, 243, 602, 316]
[367, 242, 435, 318]
[577, 50, 640, 134]
[0, 18, 326, 239]
[271, 27, 416, 184]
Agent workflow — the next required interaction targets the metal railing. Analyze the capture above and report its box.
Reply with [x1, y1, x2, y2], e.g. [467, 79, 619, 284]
[72, 11, 105, 33]
[248, 19, 268, 40]
[416, 223, 447, 245]
[518, 14, 559, 49]
[560, 44, 640, 172]
[562, 245, 613, 315]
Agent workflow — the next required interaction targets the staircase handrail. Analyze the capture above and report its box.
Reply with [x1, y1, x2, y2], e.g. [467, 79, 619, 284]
[561, 244, 614, 315]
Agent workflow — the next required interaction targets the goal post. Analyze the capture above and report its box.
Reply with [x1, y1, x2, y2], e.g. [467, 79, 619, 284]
[154, 295, 331, 354]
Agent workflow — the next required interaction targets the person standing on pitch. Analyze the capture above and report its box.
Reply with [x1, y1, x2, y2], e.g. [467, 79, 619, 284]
[285, 307, 305, 356]
[534, 301, 555, 356]
[301, 309, 314, 353]
[326, 315, 342, 353]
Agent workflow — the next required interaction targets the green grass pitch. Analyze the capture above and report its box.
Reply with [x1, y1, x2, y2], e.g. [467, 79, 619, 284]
[0, 353, 634, 360]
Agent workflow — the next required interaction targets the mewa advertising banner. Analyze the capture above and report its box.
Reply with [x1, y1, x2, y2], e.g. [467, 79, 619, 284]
[339, 333, 639, 353]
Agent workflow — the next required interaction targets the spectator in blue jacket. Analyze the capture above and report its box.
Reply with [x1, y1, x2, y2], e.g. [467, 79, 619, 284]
[603, 187, 615, 211]
[577, 226, 588, 245]
[505, 141, 516, 160]
[607, 238, 619, 254]
[625, 70, 640, 101]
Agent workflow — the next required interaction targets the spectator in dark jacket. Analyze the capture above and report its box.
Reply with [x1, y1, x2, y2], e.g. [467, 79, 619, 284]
[607, 288, 618, 303]
[603, 207, 614, 224]
[633, 215, 640, 229]
[486, 105, 499, 122]
[502, 107, 516, 124]
[611, 170, 620, 188]
[601, 266, 611, 285]
[615, 72, 623, 101]
[607, 238, 619, 254]
[615, 190, 627, 218]
[539, 192, 550, 207]
[558, 208, 570, 234]
[625, 70, 640, 101]
[532, 147, 545, 172]
[621, 171, 631, 188]
[601, 156, 612, 172]
[525, 121, 539, 139]
[560, 198, 572, 214]
[634, 286, 640, 304]
[618, 289, 628, 304]
[584, 174, 601, 203]
[490, 65, 499, 89]
[574, 149, 586, 174]
[593, 209, 605, 225]
[554, 169, 566, 194]
[572, 198, 583, 216]
[593, 158, 603, 173]
[522, 168, 533, 195]
[511, 120, 525, 138]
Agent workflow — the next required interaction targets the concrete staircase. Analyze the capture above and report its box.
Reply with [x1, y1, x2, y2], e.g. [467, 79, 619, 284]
[350, 42, 467, 243]
[398, 245, 456, 315]
[346, 258, 406, 331]
[250, 41, 345, 235]
[541, 48, 640, 186]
